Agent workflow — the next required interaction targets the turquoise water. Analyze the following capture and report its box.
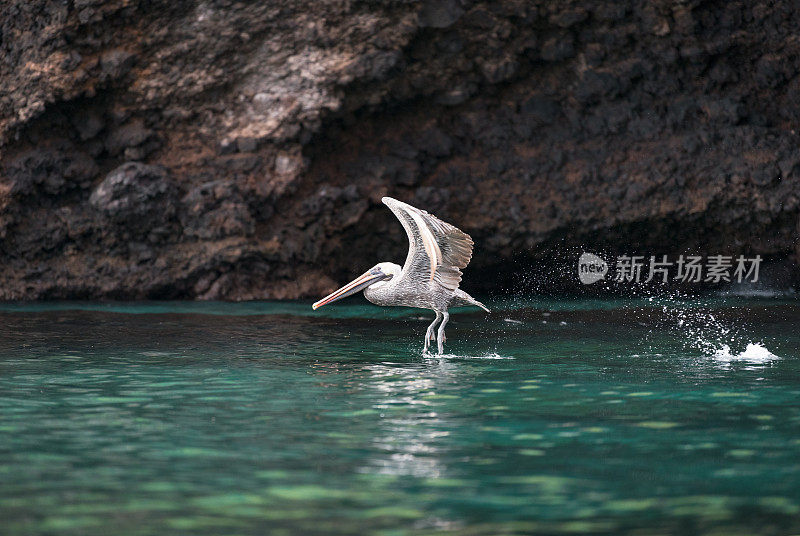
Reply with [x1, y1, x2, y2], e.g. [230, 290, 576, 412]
[1, 297, 799, 534]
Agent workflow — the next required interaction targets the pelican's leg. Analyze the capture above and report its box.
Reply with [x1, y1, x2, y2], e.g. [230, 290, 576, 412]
[423, 311, 442, 354]
[436, 311, 450, 355]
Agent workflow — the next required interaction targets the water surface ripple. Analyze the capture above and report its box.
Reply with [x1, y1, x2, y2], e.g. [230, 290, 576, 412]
[1, 298, 799, 535]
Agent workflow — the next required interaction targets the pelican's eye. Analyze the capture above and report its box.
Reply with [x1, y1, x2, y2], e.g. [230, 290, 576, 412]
[369, 267, 393, 281]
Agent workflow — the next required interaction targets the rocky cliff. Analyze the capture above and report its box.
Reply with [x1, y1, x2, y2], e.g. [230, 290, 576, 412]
[1, 0, 799, 299]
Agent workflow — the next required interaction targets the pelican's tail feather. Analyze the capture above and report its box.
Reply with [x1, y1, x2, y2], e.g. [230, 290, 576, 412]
[453, 289, 490, 313]
[474, 300, 491, 313]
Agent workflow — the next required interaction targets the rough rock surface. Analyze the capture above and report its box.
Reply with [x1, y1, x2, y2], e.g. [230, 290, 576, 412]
[1, 0, 799, 299]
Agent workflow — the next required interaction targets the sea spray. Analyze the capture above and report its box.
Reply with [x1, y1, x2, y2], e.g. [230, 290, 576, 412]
[712, 343, 779, 365]
[636, 287, 781, 364]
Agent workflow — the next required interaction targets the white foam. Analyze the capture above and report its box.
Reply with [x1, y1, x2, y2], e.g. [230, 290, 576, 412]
[426, 352, 513, 360]
[712, 343, 780, 364]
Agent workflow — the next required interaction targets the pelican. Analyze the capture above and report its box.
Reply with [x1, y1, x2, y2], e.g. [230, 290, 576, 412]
[313, 196, 489, 354]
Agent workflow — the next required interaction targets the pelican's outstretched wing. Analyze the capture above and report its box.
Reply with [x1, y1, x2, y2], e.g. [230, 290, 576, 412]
[382, 197, 474, 291]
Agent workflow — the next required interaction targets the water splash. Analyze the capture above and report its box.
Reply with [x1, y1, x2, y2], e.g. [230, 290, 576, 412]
[671, 308, 780, 364]
[668, 300, 735, 356]
[712, 343, 780, 364]
[630, 288, 781, 364]
[424, 352, 513, 360]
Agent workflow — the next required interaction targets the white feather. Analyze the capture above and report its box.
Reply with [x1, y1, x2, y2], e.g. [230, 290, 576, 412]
[407, 208, 441, 280]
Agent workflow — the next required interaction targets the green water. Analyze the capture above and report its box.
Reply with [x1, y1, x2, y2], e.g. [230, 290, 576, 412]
[1, 297, 799, 535]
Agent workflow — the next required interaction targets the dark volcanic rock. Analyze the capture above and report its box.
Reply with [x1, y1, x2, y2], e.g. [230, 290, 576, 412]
[0, 0, 799, 299]
[180, 180, 255, 240]
[90, 162, 176, 242]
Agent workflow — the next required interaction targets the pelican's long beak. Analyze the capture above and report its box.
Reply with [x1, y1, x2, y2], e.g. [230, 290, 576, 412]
[312, 268, 387, 310]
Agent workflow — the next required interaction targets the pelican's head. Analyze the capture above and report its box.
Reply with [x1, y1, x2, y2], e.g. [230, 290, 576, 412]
[312, 262, 400, 310]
